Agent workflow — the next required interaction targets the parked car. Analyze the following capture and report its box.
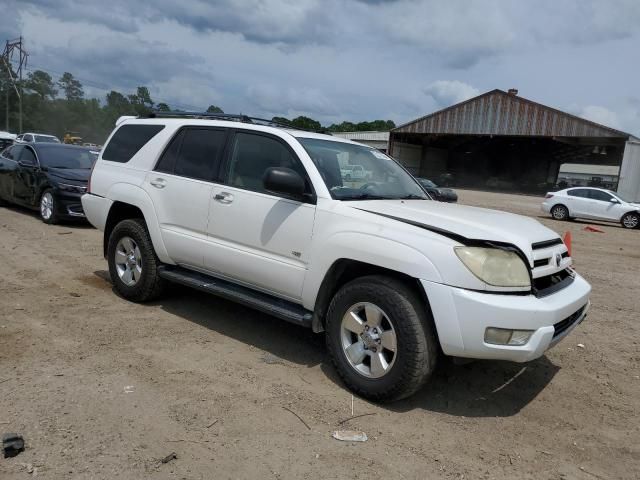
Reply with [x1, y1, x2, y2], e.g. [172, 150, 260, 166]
[82, 114, 591, 401]
[0, 143, 98, 223]
[340, 164, 371, 181]
[0, 131, 16, 151]
[417, 178, 458, 202]
[16, 132, 61, 144]
[542, 187, 640, 229]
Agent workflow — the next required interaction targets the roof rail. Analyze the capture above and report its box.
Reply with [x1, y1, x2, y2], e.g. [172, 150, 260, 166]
[145, 110, 331, 134]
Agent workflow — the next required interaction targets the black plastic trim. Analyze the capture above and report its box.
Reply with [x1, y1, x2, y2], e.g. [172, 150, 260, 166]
[532, 238, 563, 250]
[157, 266, 313, 328]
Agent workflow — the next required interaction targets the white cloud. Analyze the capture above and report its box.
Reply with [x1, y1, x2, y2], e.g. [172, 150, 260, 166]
[423, 80, 480, 108]
[575, 105, 621, 129]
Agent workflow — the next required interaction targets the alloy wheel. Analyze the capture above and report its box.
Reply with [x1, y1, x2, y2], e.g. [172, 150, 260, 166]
[114, 236, 143, 286]
[40, 192, 54, 220]
[340, 302, 397, 378]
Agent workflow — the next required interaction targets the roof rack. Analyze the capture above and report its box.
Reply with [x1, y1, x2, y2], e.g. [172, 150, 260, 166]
[146, 111, 331, 134]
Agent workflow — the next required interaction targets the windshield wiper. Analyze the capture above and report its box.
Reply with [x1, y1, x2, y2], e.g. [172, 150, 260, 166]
[396, 194, 427, 200]
[339, 193, 389, 201]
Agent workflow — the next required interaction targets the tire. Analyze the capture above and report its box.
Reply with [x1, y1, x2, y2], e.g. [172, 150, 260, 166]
[107, 218, 165, 302]
[551, 204, 569, 221]
[621, 212, 639, 229]
[39, 189, 59, 224]
[325, 275, 438, 402]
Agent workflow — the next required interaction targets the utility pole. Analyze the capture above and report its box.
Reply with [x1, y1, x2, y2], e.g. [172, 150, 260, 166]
[1, 37, 28, 133]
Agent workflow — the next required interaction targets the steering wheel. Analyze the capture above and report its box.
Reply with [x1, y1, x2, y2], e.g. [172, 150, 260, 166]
[359, 182, 378, 191]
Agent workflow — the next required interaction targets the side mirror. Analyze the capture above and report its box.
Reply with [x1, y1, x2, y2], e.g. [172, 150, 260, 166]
[609, 198, 619, 203]
[263, 167, 305, 199]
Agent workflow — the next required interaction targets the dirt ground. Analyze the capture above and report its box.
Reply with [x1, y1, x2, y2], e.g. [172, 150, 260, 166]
[0, 190, 638, 479]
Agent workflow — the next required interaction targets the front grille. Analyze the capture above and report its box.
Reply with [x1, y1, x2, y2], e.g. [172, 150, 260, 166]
[553, 305, 587, 338]
[533, 268, 574, 297]
[533, 258, 550, 268]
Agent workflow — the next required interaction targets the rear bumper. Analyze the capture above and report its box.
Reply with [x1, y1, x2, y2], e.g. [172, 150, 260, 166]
[421, 273, 591, 362]
[81, 193, 112, 230]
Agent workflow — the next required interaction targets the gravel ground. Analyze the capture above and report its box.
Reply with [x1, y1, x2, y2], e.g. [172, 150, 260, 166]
[0, 190, 638, 479]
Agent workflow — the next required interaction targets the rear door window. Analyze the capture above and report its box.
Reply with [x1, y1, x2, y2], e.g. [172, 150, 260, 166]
[155, 128, 227, 182]
[102, 124, 165, 163]
[19, 147, 37, 166]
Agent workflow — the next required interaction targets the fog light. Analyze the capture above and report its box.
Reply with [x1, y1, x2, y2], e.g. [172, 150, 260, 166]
[485, 328, 533, 346]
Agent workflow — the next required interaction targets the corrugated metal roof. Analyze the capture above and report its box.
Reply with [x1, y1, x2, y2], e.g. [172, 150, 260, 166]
[332, 131, 390, 141]
[559, 163, 620, 176]
[393, 90, 631, 138]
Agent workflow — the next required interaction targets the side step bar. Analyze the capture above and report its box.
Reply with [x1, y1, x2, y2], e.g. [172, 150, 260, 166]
[157, 266, 313, 328]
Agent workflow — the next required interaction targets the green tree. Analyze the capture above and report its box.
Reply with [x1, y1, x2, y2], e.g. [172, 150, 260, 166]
[271, 116, 292, 126]
[290, 116, 321, 131]
[156, 102, 171, 111]
[58, 72, 84, 101]
[25, 70, 57, 100]
[206, 105, 224, 113]
[128, 86, 154, 115]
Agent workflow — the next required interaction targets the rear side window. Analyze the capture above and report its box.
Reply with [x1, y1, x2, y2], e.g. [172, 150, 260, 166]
[155, 127, 227, 181]
[102, 124, 164, 163]
[20, 147, 37, 165]
[568, 189, 589, 198]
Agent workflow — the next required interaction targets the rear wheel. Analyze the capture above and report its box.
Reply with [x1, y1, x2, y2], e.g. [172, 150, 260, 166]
[621, 212, 639, 229]
[39, 189, 59, 224]
[325, 275, 437, 402]
[551, 204, 569, 221]
[107, 218, 165, 302]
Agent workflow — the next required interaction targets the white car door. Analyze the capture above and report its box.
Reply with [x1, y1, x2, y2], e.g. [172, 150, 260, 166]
[204, 130, 316, 301]
[587, 189, 625, 221]
[143, 127, 228, 268]
[565, 188, 592, 217]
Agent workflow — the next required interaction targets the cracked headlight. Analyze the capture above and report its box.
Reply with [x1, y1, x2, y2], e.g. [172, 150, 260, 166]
[455, 246, 530, 288]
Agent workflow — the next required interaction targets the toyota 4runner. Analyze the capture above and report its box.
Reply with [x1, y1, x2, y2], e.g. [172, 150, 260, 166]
[82, 113, 591, 401]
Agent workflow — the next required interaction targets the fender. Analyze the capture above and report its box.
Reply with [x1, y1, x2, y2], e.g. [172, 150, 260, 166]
[301, 231, 444, 310]
[106, 182, 173, 264]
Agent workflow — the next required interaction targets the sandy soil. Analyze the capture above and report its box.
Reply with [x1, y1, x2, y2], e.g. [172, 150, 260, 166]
[0, 190, 638, 479]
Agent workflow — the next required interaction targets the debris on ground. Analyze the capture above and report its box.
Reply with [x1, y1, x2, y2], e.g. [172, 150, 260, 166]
[57, 231, 72, 235]
[123, 386, 135, 393]
[69, 292, 81, 297]
[282, 406, 311, 430]
[577, 343, 585, 349]
[161, 452, 177, 464]
[332, 430, 368, 442]
[338, 413, 376, 425]
[2, 433, 25, 458]
[206, 419, 218, 428]
[583, 225, 605, 233]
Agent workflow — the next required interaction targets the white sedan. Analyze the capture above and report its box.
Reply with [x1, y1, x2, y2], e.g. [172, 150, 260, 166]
[542, 187, 640, 229]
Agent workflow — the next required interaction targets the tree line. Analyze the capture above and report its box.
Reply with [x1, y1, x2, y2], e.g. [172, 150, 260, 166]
[0, 67, 395, 143]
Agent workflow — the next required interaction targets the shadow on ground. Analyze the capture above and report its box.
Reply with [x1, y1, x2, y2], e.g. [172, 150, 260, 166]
[1, 203, 93, 228]
[94, 270, 560, 418]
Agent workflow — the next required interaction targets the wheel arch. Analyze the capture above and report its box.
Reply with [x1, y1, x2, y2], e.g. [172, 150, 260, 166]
[102, 184, 171, 263]
[311, 258, 436, 337]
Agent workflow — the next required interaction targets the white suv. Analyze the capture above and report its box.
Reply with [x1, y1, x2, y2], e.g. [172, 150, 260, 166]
[542, 187, 640, 229]
[82, 114, 591, 401]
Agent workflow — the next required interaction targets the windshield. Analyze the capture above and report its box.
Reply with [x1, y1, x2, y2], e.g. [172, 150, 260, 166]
[298, 138, 428, 200]
[608, 190, 633, 203]
[35, 135, 60, 143]
[39, 147, 97, 169]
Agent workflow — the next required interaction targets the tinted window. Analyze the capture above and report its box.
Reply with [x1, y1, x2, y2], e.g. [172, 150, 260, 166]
[102, 124, 164, 163]
[156, 128, 227, 181]
[35, 135, 59, 143]
[228, 132, 307, 194]
[155, 130, 184, 174]
[568, 189, 590, 198]
[4, 145, 23, 160]
[38, 147, 96, 169]
[589, 190, 613, 202]
[20, 147, 37, 165]
[23, 134, 33, 142]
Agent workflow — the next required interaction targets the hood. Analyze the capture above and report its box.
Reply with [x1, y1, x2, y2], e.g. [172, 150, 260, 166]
[349, 200, 561, 262]
[47, 167, 90, 183]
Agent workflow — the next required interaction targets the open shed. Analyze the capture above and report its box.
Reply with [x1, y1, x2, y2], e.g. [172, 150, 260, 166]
[389, 89, 640, 198]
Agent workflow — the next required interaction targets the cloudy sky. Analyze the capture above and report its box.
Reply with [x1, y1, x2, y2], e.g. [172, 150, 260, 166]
[2, 0, 639, 134]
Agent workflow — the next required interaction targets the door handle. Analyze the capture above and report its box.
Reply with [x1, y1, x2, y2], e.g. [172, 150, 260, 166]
[214, 192, 234, 204]
[150, 178, 166, 189]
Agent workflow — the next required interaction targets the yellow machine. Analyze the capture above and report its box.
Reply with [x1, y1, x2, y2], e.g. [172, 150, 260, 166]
[63, 132, 83, 145]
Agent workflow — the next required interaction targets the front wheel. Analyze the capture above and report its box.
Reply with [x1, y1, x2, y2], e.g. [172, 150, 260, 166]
[40, 189, 59, 224]
[107, 218, 165, 302]
[325, 275, 438, 402]
[621, 212, 639, 229]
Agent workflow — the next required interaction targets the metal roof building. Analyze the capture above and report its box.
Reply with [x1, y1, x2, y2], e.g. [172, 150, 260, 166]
[389, 89, 640, 200]
[332, 131, 390, 152]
